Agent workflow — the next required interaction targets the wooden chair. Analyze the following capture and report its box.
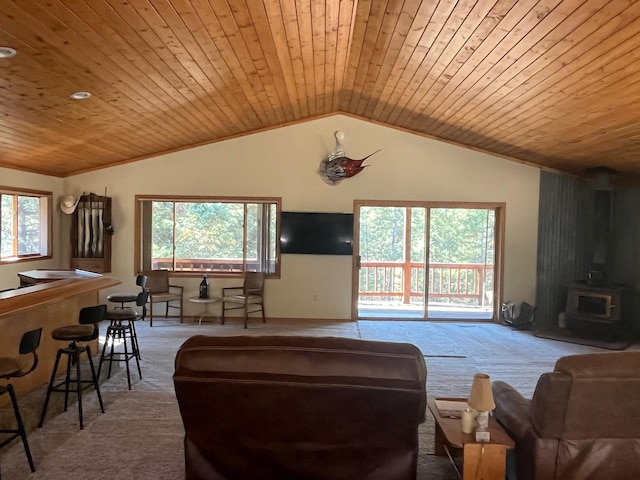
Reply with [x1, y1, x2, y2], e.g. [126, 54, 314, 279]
[221, 272, 265, 328]
[142, 270, 183, 327]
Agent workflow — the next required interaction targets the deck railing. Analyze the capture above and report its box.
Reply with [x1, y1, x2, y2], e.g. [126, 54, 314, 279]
[359, 261, 493, 306]
[152, 258, 255, 273]
[152, 258, 492, 306]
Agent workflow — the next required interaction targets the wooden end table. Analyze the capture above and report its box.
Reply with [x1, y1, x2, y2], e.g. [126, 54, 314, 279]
[188, 296, 221, 324]
[427, 397, 515, 480]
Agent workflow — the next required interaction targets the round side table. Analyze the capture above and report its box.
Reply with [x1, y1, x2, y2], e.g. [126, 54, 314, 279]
[188, 296, 221, 324]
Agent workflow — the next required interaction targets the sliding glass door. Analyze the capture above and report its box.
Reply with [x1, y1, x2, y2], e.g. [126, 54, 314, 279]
[354, 202, 502, 321]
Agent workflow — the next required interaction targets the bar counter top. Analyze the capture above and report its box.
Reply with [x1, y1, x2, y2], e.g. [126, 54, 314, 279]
[1, 269, 120, 319]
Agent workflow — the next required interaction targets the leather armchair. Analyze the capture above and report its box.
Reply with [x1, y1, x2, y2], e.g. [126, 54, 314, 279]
[173, 335, 427, 480]
[492, 351, 640, 480]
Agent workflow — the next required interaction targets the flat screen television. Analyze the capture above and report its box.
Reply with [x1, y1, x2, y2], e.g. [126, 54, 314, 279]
[280, 212, 354, 255]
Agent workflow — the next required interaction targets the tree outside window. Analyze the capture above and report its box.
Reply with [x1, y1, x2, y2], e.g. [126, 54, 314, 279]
[137, 196, 280, 276]
[1, 188, 52, 262]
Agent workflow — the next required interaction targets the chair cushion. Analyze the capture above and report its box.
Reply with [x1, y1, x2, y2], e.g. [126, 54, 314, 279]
[105, 308, 139, 321]
[150, 293, 182, 302]
[52, 324, 95, 341]
[107, 293, 137, 303]
[0, 357, 23, 378]
[222, 294, 262, 304]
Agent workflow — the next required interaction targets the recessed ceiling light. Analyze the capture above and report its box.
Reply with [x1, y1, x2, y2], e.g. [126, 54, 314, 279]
[0, 47, 16, 59]
[70, 91, 92, 100]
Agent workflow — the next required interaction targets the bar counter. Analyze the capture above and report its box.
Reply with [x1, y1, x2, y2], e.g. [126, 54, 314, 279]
[0, 270, 120, 407]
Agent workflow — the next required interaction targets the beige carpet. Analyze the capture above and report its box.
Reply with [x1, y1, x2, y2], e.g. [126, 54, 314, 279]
[2, 318, 636, 479]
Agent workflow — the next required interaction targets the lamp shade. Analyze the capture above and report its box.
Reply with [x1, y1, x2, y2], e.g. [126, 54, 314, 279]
[468, 373, 495, 411]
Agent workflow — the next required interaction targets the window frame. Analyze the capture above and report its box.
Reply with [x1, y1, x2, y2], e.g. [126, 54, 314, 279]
[0, 185, 53, 264]
[134, 194, 281, 278]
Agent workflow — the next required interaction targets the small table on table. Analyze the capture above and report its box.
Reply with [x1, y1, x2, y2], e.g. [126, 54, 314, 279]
[188, 296, 221, 324]
[428, 397, 515, 480]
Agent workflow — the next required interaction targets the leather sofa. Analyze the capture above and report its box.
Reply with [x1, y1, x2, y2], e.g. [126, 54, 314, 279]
[173, 335, 427, 480]
[492, 351, 640, 480]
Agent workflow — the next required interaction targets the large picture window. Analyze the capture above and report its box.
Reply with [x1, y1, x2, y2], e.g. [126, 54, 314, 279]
[0, 186, 52, 262]
[136, 195, 280, 276]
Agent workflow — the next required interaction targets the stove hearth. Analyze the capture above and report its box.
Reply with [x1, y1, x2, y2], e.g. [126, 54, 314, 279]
[565, 282, 630, 340]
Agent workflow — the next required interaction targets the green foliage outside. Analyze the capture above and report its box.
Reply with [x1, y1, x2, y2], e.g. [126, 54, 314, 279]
[360, 206, 494, 264]
[153, 202, 247, 260]
[359, 206, 495, 305]
[0, 195, 12, 257]
[150, 201, 276, 269]
[148, 201, 493, 293]
[429, 208, 495, 264]
[1, 194, 42, 257]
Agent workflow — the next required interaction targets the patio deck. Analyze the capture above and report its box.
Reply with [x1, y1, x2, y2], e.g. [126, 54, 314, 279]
[358, 303, 494, 320]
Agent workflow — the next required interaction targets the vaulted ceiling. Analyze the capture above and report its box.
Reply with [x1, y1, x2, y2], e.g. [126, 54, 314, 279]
[1, 0, 640, 181]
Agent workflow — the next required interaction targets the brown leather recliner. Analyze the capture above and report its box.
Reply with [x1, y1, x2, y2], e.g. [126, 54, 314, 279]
[492, 351, 640, 480]
[173, 335, 427, 480]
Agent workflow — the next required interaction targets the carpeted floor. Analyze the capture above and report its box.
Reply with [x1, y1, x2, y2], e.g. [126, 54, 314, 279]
[2, 318, 638, 479]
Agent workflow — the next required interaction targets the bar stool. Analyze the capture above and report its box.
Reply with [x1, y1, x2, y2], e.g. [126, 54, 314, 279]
[107, 274, 147, 309]
[39, 305, 106, 430]
[98, 292, 147, 390]
[125, 291, 148, 360]
[0, 327, 42, 474]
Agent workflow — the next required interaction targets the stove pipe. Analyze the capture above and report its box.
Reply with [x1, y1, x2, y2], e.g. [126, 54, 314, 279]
[586, 167, 617, 285]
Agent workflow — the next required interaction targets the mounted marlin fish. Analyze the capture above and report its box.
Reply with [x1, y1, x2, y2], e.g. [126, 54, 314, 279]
[319, 131, 380, 185]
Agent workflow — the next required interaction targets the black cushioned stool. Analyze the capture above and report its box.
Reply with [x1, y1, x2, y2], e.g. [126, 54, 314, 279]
[107, 274, 147, 309]
[0, 327, 42, 474]
[98, 292, 147, 390]
[39, 305, 106, 430]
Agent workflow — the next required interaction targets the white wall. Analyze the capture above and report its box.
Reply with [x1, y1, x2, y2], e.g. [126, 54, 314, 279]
[0, 167, 65, 289]
[61, 115, 540, 319]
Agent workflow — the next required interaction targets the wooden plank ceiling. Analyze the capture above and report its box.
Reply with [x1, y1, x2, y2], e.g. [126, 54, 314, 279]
[1, 0, 640, 180]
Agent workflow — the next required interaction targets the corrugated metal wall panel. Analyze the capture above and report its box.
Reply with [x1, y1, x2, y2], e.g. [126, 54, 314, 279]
[611, 187, 640, 334]
[535, 173, 640, 332]
[535, 171, 591, 329]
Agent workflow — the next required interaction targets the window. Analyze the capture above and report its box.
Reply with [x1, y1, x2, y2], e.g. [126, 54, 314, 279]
[136, 196, 280, 276]
[0, 186, 52, 262]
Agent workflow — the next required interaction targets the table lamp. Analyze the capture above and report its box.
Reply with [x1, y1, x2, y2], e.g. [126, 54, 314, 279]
[468, 373, 495, 442]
